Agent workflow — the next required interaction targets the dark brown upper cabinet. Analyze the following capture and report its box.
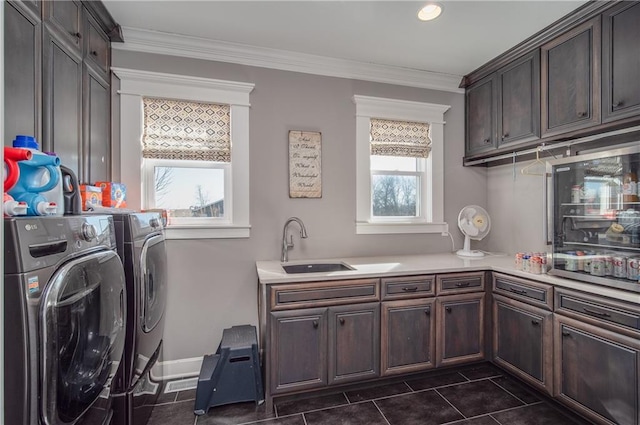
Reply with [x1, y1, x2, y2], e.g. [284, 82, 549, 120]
[602, 1, 640, 123]
[497, 51, 540, 148]
[541, 16, 601, 138]
[4, 1, 42, 146]
[42, 0, 82, 53]
[465, 74, 497, 156]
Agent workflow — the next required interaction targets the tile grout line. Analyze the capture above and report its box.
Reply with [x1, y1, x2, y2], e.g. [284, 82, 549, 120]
[488, 413, 502, 425]
[402, 381, 414, 392]
[440, 413, 496, 425]
[433, 388, 467, 421]
[489, 377, 532, 405]
[302, 412, 308, 425]
[372, 399, 392, 425]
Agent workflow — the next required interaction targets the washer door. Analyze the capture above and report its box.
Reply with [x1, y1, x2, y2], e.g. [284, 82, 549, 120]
[140, 235, 167, 333]
[41, 250, 125, 425]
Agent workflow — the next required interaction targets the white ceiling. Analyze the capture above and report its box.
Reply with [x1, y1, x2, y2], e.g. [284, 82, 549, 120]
[104, 1, 587, 79]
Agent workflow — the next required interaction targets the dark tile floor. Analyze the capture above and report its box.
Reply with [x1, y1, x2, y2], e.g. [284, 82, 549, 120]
[146, 363, 594, 425]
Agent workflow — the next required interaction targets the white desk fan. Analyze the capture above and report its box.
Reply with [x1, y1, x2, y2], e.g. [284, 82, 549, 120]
[456, 205, 491, 257]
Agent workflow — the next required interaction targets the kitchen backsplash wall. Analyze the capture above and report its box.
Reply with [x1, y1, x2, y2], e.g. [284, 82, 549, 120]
[112, 49, 488, 363]
[485, 160, 550, 255]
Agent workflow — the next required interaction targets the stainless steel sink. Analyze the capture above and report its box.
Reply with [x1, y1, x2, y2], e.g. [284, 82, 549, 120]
[282, 262, 355, 274]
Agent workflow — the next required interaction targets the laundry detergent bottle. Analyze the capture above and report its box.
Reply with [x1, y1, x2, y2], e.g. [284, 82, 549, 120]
[3, 146, 32, 216]
[8, 135, 63, 216]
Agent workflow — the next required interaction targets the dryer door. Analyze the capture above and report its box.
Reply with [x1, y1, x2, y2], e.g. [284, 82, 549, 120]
[41, 250, 126, 425]
[140, 235, 167, 333]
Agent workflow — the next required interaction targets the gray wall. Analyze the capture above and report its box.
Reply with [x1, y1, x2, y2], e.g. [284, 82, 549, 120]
[112, 50, 488, 362]
[485, 160, 550, 255]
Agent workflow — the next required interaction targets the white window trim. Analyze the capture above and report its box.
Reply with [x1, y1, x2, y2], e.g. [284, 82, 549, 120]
[113, 67, 254, 239]
[353, 95, 450, 235]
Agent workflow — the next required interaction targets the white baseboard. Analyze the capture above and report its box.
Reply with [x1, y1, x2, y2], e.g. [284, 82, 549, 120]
[151, 356, 203, 381]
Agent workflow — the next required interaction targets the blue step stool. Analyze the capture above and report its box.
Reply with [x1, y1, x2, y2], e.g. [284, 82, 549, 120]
[194, 325, 264, 415]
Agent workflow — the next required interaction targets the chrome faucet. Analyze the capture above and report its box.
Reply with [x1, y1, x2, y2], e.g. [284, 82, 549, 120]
[281, 217, 308, 262]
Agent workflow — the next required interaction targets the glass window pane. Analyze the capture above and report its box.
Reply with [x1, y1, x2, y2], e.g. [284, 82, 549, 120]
[370, 155, 417, 172]
[154, 167, 225, 217]
[372, 174, 418, 217]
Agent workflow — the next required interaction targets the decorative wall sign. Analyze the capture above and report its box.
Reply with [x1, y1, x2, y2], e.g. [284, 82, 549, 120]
[289, 130, 322, 198]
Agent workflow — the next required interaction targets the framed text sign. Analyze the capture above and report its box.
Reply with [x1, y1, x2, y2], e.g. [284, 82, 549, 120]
[289, 130, 322, 198]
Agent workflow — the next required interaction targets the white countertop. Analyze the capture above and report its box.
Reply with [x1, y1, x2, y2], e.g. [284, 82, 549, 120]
[256, 253, 640, 305]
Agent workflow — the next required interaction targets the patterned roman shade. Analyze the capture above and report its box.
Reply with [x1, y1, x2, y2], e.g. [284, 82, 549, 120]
[370, 118, 431, 158]
[142, 97, 231, 162]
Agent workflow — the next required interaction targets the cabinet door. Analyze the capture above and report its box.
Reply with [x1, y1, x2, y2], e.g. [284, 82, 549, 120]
[436, 293, 485, 367]
[42, 28, 83, 179]
[602, 2, 640, 122]
[382, 299, 435, 376]
[493, 295, 552, 395]
[465, 74, 497, 156]
[4, 1, 41, 146]
[497, 51, 540, 147]
[42, 0, 82, 53]
[84, 66, 110, 183]
[554, 315, 640, 425]
[541, 17, 601, 137]
[328, 303, 380, 385]
[270, 308, 327, 394]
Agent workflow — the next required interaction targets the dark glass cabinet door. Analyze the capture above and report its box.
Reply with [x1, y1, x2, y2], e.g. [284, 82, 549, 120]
[270, 308, 327, 394]
[541, 17, 601, 137]
[41, 250, 125, 425]
[466, 75, 497, 156]
[555, 316, 639, 425]
[436, 293, 485, 367]
[493, 295, 553, 394]
[4, 1, 41, 147]
[497, 51, 540, 147]
[328, 303, 380, 385]
[602, 1, 640, 123]
[382, 299, 435, 376]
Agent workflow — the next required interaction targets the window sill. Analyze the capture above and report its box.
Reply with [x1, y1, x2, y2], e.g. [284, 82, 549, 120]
[164, 225, 251, 240]
[356, 221, 448, 235]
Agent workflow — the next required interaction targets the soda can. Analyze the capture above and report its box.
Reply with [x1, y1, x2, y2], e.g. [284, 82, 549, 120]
[522, 255, 531, 273]
[531, 256, 543, 274]
[515, 253, 524, 271]
[565, 254, 579, 271]
[590, 257, 605, 276]
[613, 257, 627, 278]
[604, 256, 614, 276]
[576, 251, 585, 271]
[571, 185, 581, 203]
[628, 257, 640, 281]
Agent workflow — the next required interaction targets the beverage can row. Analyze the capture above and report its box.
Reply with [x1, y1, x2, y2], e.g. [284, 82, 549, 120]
[515, 252, 547, 275]
[564, 251, 639, 281]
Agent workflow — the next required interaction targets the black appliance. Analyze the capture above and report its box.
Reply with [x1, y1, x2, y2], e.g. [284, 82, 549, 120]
[4, 215, 126, 425]
[107, 212, 168, 425]
[549, 144, 640, 292]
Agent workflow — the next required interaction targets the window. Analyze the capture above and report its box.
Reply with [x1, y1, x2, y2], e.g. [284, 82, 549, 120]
[141, 98, 231, 225]
[114, 68, 254, 239]
[354, 95, 450, 235]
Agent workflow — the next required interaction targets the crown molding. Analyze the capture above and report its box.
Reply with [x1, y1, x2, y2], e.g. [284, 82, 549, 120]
[113, 27, 464, 94]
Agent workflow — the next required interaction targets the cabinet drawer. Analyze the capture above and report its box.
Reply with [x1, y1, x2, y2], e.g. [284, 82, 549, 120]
[437, 272, 485, 295]
[492, 273, 553, 310]
[556, 289, 640, 336]
[382, 275, 435, 300]
[271, 279, 379, 310]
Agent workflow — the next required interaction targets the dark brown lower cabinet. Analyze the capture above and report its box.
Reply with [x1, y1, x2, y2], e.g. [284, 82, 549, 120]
[554, 314, 640, 425]
[328, 303, 380, 385]
[492, 294, 553, 395]
[436, 293, 485, 366]
[381, 299, 435, 376]
[269, 308, 327, 395]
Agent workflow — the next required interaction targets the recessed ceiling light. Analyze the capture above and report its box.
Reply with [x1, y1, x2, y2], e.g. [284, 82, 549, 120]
[418, 3, 443, 21]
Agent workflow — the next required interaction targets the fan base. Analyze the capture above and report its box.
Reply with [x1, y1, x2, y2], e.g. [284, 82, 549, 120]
[456, 249, 485, 257]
